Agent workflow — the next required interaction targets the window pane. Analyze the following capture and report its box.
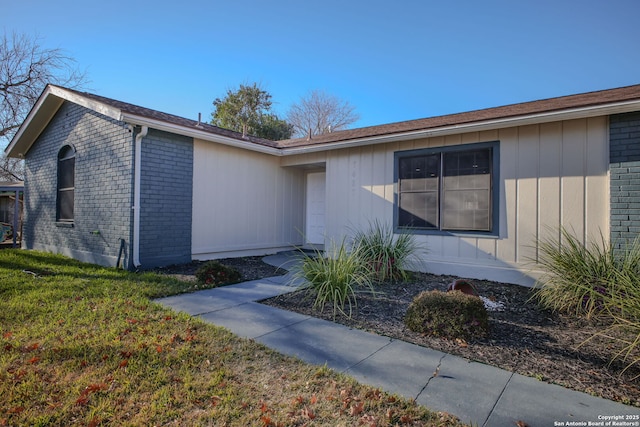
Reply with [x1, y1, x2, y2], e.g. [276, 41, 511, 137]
[57, 189, 74, 221]
[442, 189, 491, 230]
[57, 146, 75, 222]
[399, 155, 439, 192]
[58, 158, 75, 189]
[397, 146, 494, 233]
[442, 148, 491, 231]
[398, 191, 438, 228]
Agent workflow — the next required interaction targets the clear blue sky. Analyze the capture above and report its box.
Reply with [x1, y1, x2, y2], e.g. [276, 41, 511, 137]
[5, 0, 640, 129]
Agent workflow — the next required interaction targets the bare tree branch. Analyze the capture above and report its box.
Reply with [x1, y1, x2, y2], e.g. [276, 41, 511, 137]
[0, 31, 88, 181]
[287, 90, 360, 138]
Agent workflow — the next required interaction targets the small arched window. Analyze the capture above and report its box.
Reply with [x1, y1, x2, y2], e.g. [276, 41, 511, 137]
[57, 145, 75, 222]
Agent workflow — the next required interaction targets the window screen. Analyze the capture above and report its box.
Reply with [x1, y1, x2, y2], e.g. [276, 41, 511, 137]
[57, 146, 75, 222]
[397, 145, 494, 233]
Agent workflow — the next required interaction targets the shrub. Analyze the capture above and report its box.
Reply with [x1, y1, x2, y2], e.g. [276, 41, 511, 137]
[533, 228, 640, 376]
[404, 290, 489, 340]
[532, 228, 640, 319]
[195, 261, 241, 288]
[351, 220, 421, 283]
[293, 241, 375, 319]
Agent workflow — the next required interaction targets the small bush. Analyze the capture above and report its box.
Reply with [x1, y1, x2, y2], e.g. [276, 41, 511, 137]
[404, 290, 489, 340]
[351, 220, 421, 283]
[195, 261, 241, 287]
[293, 241, 375, 319]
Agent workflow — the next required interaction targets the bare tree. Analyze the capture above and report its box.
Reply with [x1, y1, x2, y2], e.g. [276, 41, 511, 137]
[1, 32, 87, 180]
[287, 89, 360, 138]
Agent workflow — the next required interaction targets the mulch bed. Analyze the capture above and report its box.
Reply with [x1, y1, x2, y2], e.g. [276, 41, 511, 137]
[155, 257, 640, 407]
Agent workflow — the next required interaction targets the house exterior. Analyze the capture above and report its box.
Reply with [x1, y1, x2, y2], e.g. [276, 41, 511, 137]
[5, 84, 640, 285]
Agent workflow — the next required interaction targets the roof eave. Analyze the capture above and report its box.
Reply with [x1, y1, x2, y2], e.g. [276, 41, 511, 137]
[280, 99, 640, 155]
[120, 113, 282, 156]
[5, 85, 123, 158]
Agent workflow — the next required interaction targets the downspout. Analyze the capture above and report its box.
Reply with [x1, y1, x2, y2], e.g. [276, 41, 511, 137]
[133, 125, 148, 268]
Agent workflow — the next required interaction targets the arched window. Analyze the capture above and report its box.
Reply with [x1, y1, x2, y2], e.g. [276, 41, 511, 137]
[57, 145, 75, 222]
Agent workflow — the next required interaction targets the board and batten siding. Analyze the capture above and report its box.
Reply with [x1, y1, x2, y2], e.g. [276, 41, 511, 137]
[191, 139, 305, 259]
[285, 117, 609, 286]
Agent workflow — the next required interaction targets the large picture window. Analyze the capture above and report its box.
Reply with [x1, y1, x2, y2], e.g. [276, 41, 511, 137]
[56, 145, 75, 222]
[396, 142, 498, 234]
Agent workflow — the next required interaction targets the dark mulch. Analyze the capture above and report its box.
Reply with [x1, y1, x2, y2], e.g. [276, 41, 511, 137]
[151, 256, 286, 284]
[155, 257, 640, 408]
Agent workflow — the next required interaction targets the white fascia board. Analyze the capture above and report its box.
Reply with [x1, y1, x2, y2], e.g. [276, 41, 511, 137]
[5, 86, 63, 156]
[280, 100, 640, 156]
[120, 113, 283, 156]
[5, 86, 123, 157]
[47, 86, 122, 121]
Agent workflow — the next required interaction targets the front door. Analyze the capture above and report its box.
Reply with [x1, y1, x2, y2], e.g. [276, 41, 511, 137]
[305, 172, 326, 246]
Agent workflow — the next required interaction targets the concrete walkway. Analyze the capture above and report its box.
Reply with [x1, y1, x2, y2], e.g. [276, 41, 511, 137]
[156, 252, 638, 426]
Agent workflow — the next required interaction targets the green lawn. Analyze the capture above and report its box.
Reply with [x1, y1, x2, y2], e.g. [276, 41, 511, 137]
[0, 250, 462, 426]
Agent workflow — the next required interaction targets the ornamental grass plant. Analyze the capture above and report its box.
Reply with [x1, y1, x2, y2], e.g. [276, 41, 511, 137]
[293, 240, 376, 319]
[533, 228, 625, 319]
[351, 220, 421, 283]
[533, 227, 640, 377]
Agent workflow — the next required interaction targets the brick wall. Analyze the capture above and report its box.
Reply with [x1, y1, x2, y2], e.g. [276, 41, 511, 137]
[610, 111, 640, 252]
[24, 101, 134, 267]
[138, 129, 193, 268]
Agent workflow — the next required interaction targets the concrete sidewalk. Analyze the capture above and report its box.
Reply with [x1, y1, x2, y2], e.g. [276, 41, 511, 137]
[156, 252, 638, 426]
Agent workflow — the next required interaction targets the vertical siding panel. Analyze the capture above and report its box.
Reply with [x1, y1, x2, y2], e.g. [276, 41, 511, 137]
[561, 119, 587, 242]
[192, 140, 304, 257]
[461, 132, 480, 144]
[442, 236, 460, 258]
[423, 234, 442, 259]
[371, 144, 389, 220]
[479, 129, 499, 142]
[538, 122, 563, 255]
[428, 136, 445, 149]
[497, 128, 519, 264]
[444, 134, 462, 147]
[585, 117, 609, 240]
[397, 140, 415, 152]
[517, 125, 540, 263]
[477, 237, 497, 260]
[458, 237, 479, 260]
[328, 151, 350, 238]
[347, 148, 361, 229]
[360, 146, 375, 225]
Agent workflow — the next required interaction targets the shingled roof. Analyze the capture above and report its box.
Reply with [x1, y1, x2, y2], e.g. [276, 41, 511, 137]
[278, 83, 640, 148]
[6, 83, 640, 159]
[59, 87, 279, 148]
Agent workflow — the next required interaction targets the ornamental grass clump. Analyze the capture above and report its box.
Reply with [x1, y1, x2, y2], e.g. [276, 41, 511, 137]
[592, 270, 640, 377]
[533, 228, 640, 376]
[195, 260, 241, 288]
[293, 241, 375, 319]
[351, 220, 421, 283]
[404, 290, 489, 340]
[532, 228, 640, 320]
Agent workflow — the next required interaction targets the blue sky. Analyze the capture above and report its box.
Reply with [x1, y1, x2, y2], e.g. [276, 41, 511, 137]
[5, 0, 640, 130]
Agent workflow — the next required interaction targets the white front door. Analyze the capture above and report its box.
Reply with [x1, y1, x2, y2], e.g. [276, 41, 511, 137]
[305, 172, 326, 245]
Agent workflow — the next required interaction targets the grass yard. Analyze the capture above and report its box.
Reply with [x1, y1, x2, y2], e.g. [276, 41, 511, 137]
[0, 250, 461, 426]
